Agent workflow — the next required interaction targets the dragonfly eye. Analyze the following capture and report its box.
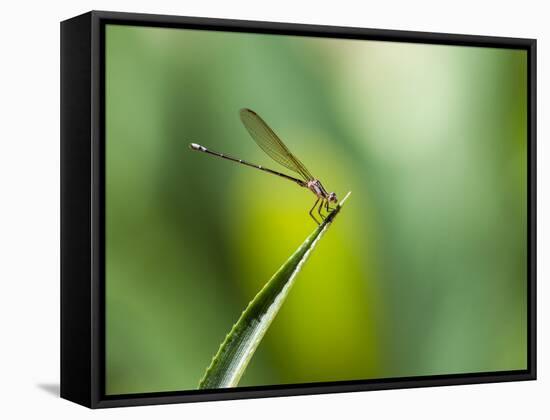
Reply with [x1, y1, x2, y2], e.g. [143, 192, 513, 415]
[329, 192, 338, 203]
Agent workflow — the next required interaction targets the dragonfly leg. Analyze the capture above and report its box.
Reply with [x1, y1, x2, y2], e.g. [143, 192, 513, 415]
[326, 199, 338, 212]
[318, 199, 326, 220]
[309, 198, 321, 225]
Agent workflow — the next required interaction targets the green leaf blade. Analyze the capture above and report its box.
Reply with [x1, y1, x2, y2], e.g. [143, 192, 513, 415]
[198, 192, 352, 389]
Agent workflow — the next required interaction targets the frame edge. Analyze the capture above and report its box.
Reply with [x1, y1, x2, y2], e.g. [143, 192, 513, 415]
[60, 11, 94, 408]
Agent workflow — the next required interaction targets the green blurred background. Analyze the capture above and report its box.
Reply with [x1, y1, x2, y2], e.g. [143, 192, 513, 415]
[105, 24, 527, 395]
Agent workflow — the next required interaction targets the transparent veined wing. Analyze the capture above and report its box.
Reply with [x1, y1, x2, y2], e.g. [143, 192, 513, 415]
[239, 108, 314, 182]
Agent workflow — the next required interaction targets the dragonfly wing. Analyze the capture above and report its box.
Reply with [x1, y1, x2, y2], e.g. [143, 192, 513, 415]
[239, 108, 314, 181]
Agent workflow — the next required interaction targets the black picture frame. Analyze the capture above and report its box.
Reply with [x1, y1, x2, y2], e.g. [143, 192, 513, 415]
[60, 10, 537, 409]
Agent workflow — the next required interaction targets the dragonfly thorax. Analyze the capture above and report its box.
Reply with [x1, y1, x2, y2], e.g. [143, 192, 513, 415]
[307, 179, 336, 202]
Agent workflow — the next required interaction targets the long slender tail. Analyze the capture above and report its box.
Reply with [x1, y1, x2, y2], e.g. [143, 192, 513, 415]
[189, 143, 305, 187]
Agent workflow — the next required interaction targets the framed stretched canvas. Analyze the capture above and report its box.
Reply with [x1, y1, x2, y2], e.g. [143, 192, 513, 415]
[60, 10, 536, 408]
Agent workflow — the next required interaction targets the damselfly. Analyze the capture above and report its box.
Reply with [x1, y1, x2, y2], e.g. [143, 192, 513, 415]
[189, 108, 338, 224]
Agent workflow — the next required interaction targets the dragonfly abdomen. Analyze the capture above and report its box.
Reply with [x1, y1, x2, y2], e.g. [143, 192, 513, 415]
[189, 143, 306, 187]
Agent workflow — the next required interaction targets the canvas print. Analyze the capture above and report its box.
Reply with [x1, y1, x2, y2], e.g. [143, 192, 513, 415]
[105, 24, 528, 395]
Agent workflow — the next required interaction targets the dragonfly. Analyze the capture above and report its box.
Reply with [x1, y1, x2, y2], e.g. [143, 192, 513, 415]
[189, 108, 338, 224]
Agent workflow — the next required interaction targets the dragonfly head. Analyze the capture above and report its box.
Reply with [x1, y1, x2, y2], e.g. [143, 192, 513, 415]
[328, 192, 338, 204]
